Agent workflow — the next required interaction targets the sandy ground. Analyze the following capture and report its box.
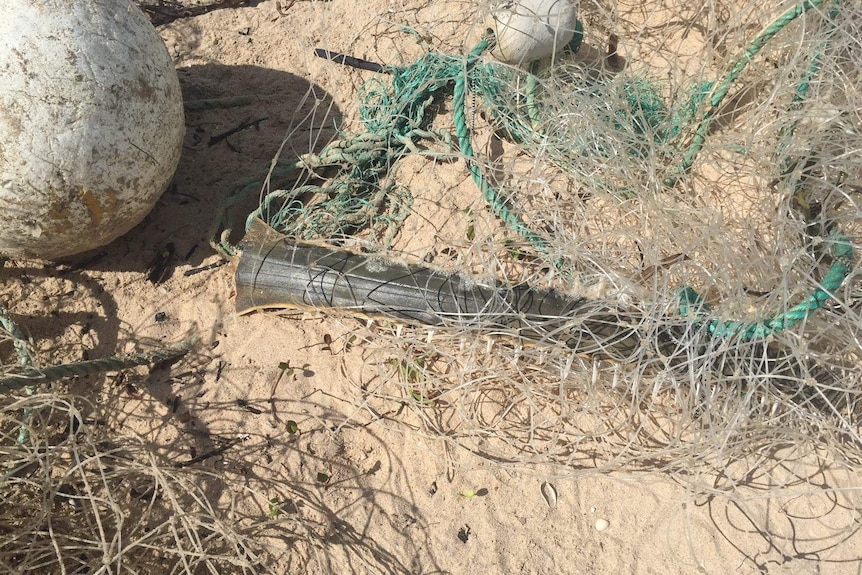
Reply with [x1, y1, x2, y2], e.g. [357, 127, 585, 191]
[3, 1, 861, 573]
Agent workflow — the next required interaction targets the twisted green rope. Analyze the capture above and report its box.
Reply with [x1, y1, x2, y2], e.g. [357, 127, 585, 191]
[0, 337, 198, 392]
[244, 34, 555, 256]
[665, 0, 828, 187]
[676, 0, 851, 340]
[452, 39, 552, 254]
[1, 304, 36, 443]
[244, 49, 469, 245]
[0, 304, 33, 368]
[680, 235, 853, 339]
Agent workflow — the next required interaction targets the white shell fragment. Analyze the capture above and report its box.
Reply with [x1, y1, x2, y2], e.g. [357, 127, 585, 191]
[594, 518, 610, 532]
[540, 481, 557, 509]
[486, 0, 579, 65]
[0, 0, 185, 259]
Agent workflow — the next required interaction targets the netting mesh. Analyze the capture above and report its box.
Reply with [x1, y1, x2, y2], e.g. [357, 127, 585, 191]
[232, 0, 862, 490]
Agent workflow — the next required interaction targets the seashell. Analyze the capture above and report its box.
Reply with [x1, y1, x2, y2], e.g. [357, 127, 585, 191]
[540, 481, 557, 509]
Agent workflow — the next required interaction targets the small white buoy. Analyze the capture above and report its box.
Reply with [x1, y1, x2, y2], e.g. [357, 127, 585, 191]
[486, 0, 579, 65]
[0, 0, 184, 259]
[594, 518, 610, 532]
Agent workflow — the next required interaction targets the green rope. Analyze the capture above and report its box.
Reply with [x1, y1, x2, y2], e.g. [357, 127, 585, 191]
[0, 304, 33, 368]
[246, 35, 556, 255]
[1, 304, 36, 443]
[0, 337, 198, 392]
[245, 49, 472, 244]
[776, 2, 840, 176]
[665, 0, 828, 187]
[675, 0, 851, 341]
[680, 235, 853, 339]
[452, 39, 552, 254]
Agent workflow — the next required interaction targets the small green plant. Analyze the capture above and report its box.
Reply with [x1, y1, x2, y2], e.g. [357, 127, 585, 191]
[388, 355, 425, 384]
[270, 361, 311, 393]
[271, 360, 296, 396]
[407, 388, 435, 405]
[344, 334, 358, 352]
[460, 488, 488, 498]
[502, 238, 526, 260]
[267, 498, 282, 518]
[388, 356, 436, 405]
[464, 206, 475, 241]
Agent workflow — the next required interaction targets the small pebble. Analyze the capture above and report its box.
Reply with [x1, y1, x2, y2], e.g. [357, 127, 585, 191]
[595, 518, 610, 532]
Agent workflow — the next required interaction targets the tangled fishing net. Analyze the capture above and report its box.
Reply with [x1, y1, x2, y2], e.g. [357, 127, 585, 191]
[227, 0, 862, 492]
[0, 393, 268, 574]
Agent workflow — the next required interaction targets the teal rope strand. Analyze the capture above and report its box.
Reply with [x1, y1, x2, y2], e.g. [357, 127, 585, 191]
[0, 305, 33, 368]
[0, 337, 198, 392]
[453, 39, 551, 254]
[664, 0, 827, 187]
[1, 304, 36, 444]
[705, 235, 853, 339]
[676, 1, 852, 341]
[777, 1, 840, 174]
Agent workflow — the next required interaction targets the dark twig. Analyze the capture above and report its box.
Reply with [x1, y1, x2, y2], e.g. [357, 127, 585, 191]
[174, 435, 244, 468]
[136, 0, 264, 26]
[314, 48, 389, 74]
[208, 117, 268, 147]
[184, 260, 229, 276]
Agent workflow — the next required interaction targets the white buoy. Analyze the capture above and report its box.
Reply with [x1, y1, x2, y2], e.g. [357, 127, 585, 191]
[0, 0, 184, 259]
[486, 0, 579, 65]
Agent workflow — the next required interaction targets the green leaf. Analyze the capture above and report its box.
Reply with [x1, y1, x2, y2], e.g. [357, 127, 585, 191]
[267, 498, 281, 518]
